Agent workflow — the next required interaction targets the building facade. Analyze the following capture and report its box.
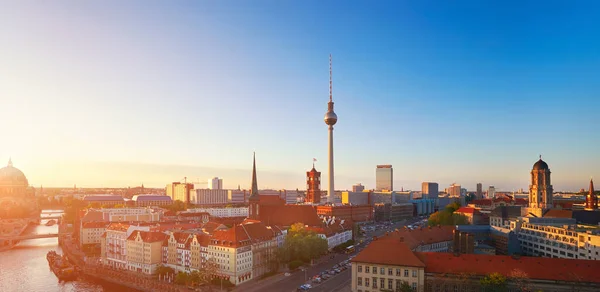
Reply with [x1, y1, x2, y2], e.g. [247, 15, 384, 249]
[376, 165, 393, 191]
[353, 183, 365, 192]
[188, 207, 249, 218]
[421, 182, 438, 200]
[208, 177, 223, 190]
[126, 231, 167, 275]
[166, 182, 194, 204]
[306, 165, 322, 204]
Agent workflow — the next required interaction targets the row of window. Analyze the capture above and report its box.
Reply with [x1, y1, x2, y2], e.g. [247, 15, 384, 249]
[357, 277, 417, 290]
[357, 265, 417, 277]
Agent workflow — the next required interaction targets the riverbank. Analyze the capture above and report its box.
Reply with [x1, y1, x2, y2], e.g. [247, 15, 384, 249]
[58, 231, 188, 292]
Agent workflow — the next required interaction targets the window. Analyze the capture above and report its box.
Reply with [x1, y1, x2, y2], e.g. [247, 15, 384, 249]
[380, 278, 385, 289]
[372, 277, 378, 288]
[396, 269, 401, 276]
[373, 266, 377, 274]
[365, 266, 370, 273]
[404, 269, 409, 277]
[358, 265, 362, 273]
[380, 267, 385, 275]
[412, 270, 417, 277]
[388, 278, 393, 289]
[358, 277, 362, 286]
[412, 282, 417, 291]
[365, 278, 370, 287]
[396, 279, 402, 290]
[388, 268, 393, 276]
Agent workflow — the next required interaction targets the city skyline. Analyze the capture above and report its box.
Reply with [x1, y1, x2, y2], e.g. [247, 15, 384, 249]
[2, 2, 599, 190]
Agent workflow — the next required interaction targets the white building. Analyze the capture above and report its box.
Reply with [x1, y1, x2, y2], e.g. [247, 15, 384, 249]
[208, 177, 223, 190]
[192, 189, 228, 205]
[101, 223, 151, 269]
[228, 189, 247, 204]
[283, 190, 298, 205]
[488, 186, 496, 198]
[188, 207, 249, 218]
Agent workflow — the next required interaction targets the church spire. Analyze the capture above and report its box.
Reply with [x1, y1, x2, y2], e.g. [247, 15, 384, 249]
[249, 152, 259, 199]
[7, 157, 12, 167]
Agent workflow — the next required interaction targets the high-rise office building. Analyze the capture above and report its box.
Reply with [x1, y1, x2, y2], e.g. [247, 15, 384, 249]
[421, 182, 439, 199]
[488, 186, 496, 198]
[476, 183, 483, 198]
[352, 183, 365, 192]
[376, 165, 393, 191]
[208, 177, 223, 190]
[448, 183, 461, 197]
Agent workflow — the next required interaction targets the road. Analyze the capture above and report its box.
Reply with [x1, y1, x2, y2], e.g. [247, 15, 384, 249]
[236, 217, 426, 292]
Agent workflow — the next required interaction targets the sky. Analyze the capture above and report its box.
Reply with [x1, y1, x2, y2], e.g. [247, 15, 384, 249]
[1, 1, 599, 191]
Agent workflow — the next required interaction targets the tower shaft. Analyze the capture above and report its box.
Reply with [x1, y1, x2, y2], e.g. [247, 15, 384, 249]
[328, 125, 334, 203]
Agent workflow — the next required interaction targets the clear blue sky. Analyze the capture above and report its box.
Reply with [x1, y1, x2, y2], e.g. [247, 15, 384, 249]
[1, 1, 599, 191]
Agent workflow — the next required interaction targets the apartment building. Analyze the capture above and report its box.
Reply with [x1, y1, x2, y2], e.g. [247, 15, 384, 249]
[192, 189, 228, 205]
[80, 222, 111, 250]
[208, 220, 279, 285]
[131, 194, 172, 207]
[83, 195, 124, 206]
[100, 223, 151, 270]
[308, 219, 353, 250]
[82, 207, 162, 222]
[188, 207, 248, 218]
[126, 231, 168, 275]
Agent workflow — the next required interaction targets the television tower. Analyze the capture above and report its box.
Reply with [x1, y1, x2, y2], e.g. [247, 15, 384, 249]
[324, 54, 338, 203]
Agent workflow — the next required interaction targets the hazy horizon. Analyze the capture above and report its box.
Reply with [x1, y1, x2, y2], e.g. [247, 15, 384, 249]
[2, 1, 599, 192]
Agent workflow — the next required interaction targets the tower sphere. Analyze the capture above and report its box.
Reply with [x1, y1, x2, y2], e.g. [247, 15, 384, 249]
[324, 111, 337, 126]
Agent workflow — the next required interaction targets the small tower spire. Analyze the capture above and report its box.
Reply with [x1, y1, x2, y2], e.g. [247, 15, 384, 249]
[539, 154, 542, 160]
[7, 157, 12, 167]
[250, 152, 259, 198]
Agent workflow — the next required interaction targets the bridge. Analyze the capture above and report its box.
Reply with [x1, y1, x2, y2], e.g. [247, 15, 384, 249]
[0, 232, 69, 241]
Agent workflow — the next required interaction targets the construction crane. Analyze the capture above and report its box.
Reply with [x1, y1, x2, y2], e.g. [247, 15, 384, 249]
[181, 177, 208, 185]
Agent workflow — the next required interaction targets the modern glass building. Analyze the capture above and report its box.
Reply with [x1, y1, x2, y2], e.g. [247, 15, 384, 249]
[375, 165, 393, 191]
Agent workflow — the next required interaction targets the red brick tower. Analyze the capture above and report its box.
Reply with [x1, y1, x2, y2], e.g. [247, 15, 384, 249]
[585, 178, 597, 210]
[306, 159, 321, 204]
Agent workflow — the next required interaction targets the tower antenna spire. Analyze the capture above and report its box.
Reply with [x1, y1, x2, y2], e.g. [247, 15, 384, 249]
[329, 54, 332, 102]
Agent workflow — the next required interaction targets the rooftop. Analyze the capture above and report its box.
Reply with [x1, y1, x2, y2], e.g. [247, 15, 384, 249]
[83, 195, 124, 201]
[132, 194, 172, 201]
[455, 207, 481, 215]
[352, 239, 425, 267]
[416, 252, 600, 284]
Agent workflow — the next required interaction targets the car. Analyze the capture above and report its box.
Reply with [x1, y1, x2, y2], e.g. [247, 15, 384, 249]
[285, 272, 291, 276]
[329, 270, 336, 275]
[297, 285, 310, 291]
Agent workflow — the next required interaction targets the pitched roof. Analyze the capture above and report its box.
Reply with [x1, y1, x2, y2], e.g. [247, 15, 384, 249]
[490, 206, 522, 219]
[455, 207, 480, 215]
[543, 209, 573, 219]
[390, 225, 455, 250]
[132, 195, 172, 202]
[515, 198, 528, 205]
[416, 252, 600, 284]
[259, 205, 322, 227]
[352, 238, 425, 267]
[127, 230, 167, 243]
[106, 223, 131, 232]
[572, 210, 600, 225]
[258, 195, 285, 206]
[82, 221, 111, 229]
[202, 221, 227, 234]
[211, 221, 274, 247]
[81, 210, 105, 222]
[470, 199, 492, 206]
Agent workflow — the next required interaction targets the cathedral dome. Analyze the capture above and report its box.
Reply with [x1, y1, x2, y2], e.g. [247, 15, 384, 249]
[533, 159, 549, 171]
[0, 159, 29, 188]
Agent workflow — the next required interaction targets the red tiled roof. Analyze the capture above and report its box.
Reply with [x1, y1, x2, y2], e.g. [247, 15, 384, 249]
[515, 198, 528, 205]
[391, 225, 455, 250]
[455, 207, 480, 215]
[127, 230, 167, 243]
[202, 221, 226, 234]
[258, 195, 285, 206]
[416, 252, 600, 284]
[470, 199, 492, 206]
[352, 238, 425, 267]
[259, 205, 322, 227]
[543, 209, 573, 219]
[106, 223, 130, 232]
[211, 221, 275, 247]
[82, 222, 111, 229]
[493, 197, 512, 204]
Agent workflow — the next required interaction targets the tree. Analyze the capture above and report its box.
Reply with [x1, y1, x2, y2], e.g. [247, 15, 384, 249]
[279, 223, 329, 265]
[397, 280, 413, 292]
[445, 201, 462, 213]
[480, 272, 508, 292]
[465, 193, 476, 203]
[509, 269, 532, 292]
[166, 200, 186, 212]
[155, 264, 175, 277]
[87, 202, 102, 209]
[175, 271, 189, 285]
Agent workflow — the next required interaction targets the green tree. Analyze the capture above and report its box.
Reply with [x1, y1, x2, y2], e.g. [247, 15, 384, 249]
[279, 223, 328, 264]
[397, 280, 413, 292]
[445, 201, 462, 213]
[175, 271, 189, 285]
[166, 200, 186, 212]
[480, 272, 508, 292]
[155, 264, 175, 277]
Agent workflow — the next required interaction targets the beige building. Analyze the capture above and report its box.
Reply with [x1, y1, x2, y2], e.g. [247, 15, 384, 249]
[166, 182, 194, 203]
[126, 230, 167, 275]
[208, 220, 280, 285]
[352, 237, 425, 292]
[192, 189, 228, 205]
[100, 223, 151, 270]
[80, 222, 111, 250]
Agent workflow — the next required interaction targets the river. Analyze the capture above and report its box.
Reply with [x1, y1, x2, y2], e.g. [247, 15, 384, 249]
[0, 210, 128, 292]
